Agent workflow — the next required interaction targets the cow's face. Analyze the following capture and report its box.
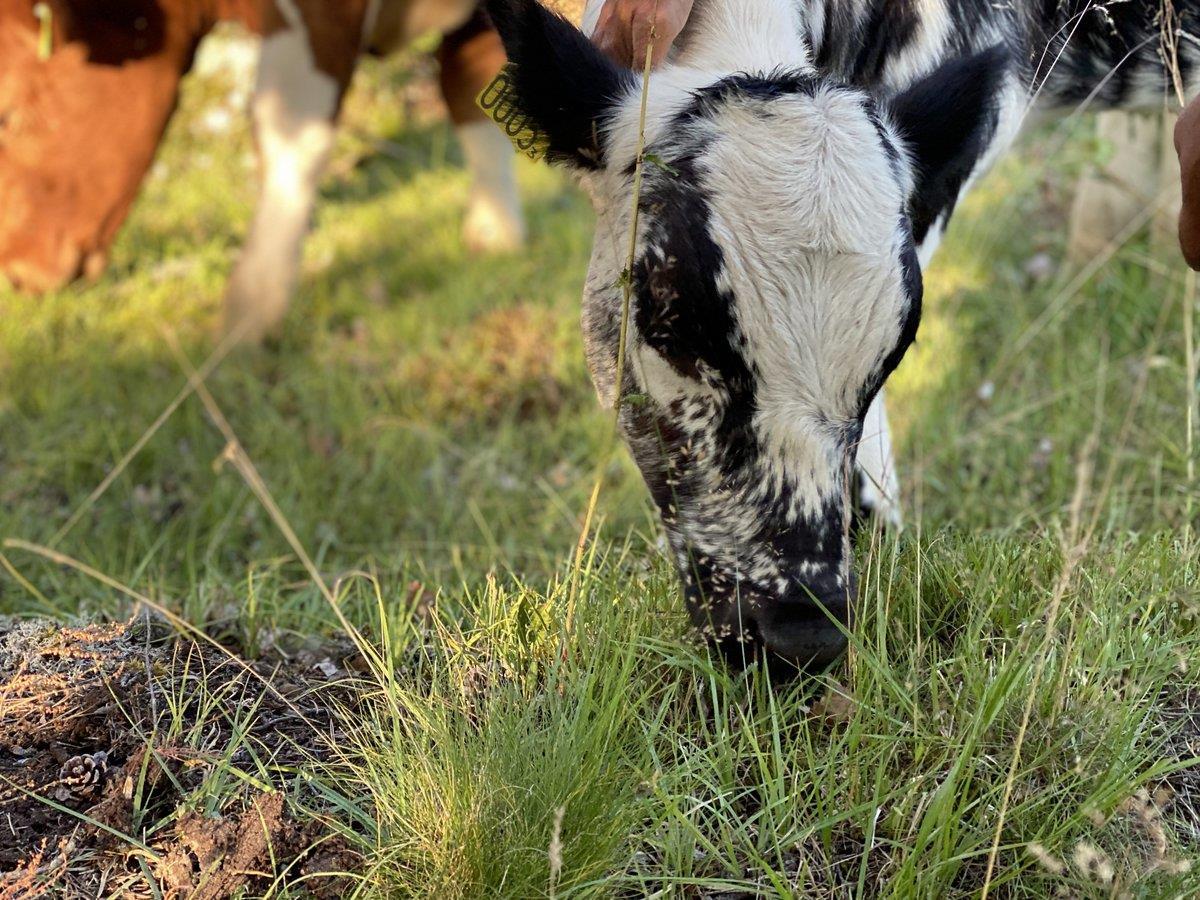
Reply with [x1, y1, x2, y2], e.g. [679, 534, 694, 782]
[486, 0, 1005, 675]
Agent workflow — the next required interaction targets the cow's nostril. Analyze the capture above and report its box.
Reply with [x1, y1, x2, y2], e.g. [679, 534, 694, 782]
[759, 625, 848, 679]
[705, 587, 852, 680]
[754, 583, 854, 679]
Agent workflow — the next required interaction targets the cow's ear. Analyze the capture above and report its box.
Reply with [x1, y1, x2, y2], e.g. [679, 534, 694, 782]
[484, 0, 635, 169]
[887, 45, 1009, 241]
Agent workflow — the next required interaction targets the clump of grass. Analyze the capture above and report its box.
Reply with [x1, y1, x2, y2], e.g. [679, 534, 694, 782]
[320, 565, 680, 897]
[296, 528, 1199, 898]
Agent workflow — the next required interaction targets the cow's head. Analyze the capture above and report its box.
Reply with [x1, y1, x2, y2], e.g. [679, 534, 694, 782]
[486, 0, 1005, 676]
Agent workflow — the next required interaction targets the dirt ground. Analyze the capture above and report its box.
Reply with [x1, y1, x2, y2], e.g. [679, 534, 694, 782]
[6, 615, 1196, 899]
[0, 617, 362, 899]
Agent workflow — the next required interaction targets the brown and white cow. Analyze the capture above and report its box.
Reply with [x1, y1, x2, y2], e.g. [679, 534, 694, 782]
[0, 0, 260, 290]
[0, 0, 521, 333]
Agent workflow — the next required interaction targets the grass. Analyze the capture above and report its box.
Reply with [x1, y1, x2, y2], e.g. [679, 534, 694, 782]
[2, 36, 1199, 898]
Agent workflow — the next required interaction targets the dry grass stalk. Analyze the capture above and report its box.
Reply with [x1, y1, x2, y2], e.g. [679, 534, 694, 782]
[565, 8, 661, 634]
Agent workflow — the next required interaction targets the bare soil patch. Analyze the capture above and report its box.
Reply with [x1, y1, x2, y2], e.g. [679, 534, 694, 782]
[0, 618, 360, 898]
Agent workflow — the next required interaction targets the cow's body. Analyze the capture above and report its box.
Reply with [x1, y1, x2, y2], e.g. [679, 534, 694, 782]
[0, 0, 520, 317]
[0, 0, 260, 290]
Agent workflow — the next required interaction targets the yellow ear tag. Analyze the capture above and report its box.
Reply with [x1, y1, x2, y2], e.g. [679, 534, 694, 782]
[477, 63, 551, 162]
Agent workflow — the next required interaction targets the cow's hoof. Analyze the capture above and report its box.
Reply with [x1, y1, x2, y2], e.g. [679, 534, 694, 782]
[462, 199, 525, 254]
[220, 289, 285, 347]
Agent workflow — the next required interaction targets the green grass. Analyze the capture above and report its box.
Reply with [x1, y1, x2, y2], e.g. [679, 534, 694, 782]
[2, 45, 1199, 897]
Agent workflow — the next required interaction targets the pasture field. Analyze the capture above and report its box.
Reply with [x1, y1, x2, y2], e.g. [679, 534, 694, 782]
[2, 40, 1200, 899]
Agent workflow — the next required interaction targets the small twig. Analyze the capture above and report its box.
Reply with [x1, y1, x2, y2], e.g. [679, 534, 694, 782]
[33, 3, 52, 61]
[160, 330, 387, 679]
[1160, 0, 1187, 107]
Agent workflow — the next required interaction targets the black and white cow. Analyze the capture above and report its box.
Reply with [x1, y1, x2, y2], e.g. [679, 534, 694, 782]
[484, 0, 1196, 675]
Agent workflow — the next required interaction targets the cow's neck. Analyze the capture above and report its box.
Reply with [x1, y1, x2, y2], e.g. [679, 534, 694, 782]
[790, 0, 1199, 260]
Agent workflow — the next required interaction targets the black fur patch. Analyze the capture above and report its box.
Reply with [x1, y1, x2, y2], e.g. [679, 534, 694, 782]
[678, 69, 820, 122]
[888, 44, 1009, 242]
[856, 225, 921, 421]
[1031, 0, 1200, 107]
[864, 100, 903, 177]
[633, 144, 761, 483]
[812, 0, 981, 87]
[484, 0, 636, 169]
[813, 0, 1200, 111]
[849, 0, 923, 84]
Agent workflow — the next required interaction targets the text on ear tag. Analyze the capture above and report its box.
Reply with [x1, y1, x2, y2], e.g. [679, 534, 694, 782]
[476, 63, 550, 162]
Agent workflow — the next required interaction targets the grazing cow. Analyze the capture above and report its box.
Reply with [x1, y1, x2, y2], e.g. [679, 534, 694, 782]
[0, 1, 521, 325]
[0, 0, 260, 291]
[484, 0, 1197, 675]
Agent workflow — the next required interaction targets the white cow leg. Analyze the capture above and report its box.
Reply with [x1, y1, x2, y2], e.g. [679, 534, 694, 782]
[436, 8, 525, 254]
[1065, 111, 1166, 265]
[222, 15, 340, 343]
[458, 120, 525, 253]
[855, 389, 902, 530]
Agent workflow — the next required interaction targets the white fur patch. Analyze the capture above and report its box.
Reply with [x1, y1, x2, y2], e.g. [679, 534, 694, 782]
[697, 87, 912, 517]
[677, 0, 810, 73]
[856, 390, 902, 527]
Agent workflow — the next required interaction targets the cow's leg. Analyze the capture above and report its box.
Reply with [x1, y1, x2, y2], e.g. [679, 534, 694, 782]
[1066, 111, 1178, 264]
[439, 9, 524, 253]
[855, 390, 902, 529]
[222, 0, 365, 342]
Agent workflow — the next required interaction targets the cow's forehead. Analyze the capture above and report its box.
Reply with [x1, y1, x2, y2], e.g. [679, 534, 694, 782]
[603, 69, 907, 194]
[613, 75, 919, 477]
[693, 87, 910, 255]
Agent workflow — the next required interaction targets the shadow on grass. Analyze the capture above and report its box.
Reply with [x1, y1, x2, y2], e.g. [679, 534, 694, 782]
[0, 119, 630, 622]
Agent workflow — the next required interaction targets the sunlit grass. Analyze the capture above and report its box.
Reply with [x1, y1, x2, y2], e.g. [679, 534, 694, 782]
[1, 41, 1198, 898]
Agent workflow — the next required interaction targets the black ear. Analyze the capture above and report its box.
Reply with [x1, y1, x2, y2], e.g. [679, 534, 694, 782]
[484, 0, 636, 169]
[888, 45, 1009, 243]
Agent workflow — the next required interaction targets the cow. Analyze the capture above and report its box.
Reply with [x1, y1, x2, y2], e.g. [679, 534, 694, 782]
[0, 0, 260, 291]
[482, 0, 1198, 676]
[0, 1, 522, 323]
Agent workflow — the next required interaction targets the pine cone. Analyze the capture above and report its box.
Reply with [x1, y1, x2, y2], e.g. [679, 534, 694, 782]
[58, 751, 108, 793]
